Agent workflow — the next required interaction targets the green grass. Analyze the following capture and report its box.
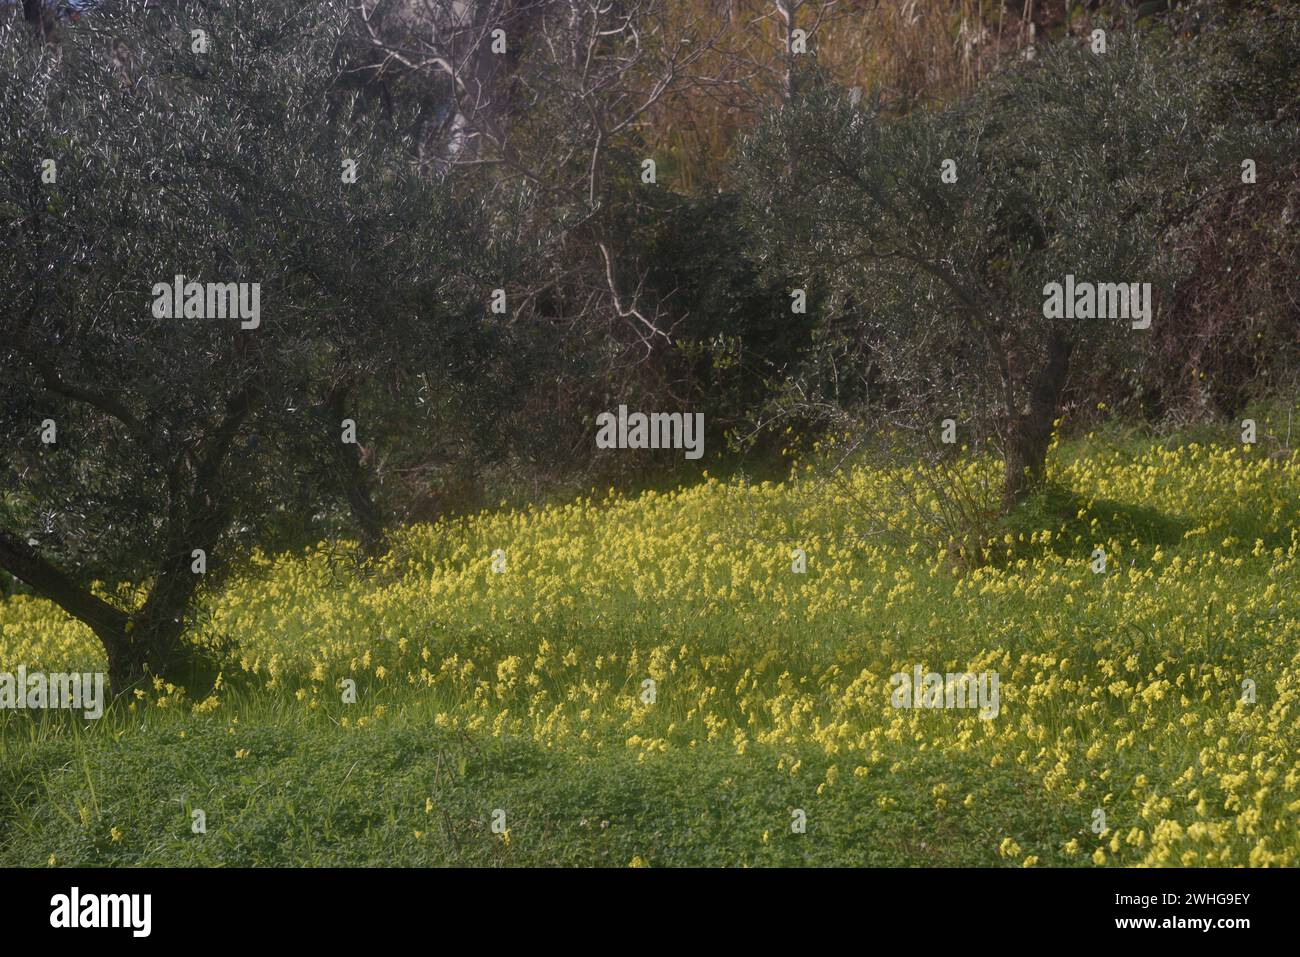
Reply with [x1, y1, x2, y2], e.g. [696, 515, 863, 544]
[2, 412, 1298, 867]
[1, 706, 1081, 868]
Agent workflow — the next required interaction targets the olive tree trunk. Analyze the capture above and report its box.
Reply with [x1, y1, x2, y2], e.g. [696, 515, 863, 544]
[1002, 330, 1072, 510]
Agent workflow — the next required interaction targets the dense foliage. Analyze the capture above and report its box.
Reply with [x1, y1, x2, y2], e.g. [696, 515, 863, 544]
[1, 0, 1298, 686]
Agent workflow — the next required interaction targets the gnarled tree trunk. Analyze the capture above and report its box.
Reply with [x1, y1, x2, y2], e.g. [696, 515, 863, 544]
[0, 529, 213, 697]
[1002, 329, 1072, 510]
[101, 615, 189, 698]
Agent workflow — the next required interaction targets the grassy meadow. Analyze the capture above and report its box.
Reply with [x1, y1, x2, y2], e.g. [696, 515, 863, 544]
[2, 414, 1298, 867]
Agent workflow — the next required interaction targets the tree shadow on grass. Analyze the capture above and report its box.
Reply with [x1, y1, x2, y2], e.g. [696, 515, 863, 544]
[994, 483, 1190, 566]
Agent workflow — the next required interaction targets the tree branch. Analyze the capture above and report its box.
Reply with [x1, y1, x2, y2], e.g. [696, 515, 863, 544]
[0, 528, 129, 638]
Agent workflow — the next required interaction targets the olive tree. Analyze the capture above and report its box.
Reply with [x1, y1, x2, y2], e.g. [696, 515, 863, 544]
[0, 0, 495, 693]
[738, 34, 1275, 509]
